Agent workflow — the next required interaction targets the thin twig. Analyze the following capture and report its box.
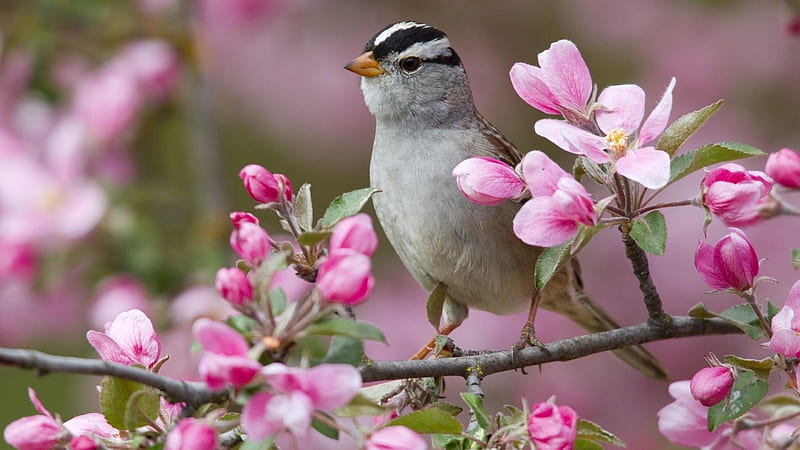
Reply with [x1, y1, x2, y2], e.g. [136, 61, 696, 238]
[633, 199, 695, 217]
[620, 228, 672, 326]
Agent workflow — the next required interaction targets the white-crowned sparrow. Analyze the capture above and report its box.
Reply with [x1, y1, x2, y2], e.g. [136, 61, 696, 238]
[345, 21, 666, 379]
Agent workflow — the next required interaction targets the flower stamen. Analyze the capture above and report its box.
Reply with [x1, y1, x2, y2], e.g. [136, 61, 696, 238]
[605, 128, 629, 159]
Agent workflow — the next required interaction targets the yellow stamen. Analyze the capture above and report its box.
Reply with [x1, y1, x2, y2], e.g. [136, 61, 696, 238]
[606, 128, 629, 159]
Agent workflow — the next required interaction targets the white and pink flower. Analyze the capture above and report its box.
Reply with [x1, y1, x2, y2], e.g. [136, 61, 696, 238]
[86, 309, 162, 369]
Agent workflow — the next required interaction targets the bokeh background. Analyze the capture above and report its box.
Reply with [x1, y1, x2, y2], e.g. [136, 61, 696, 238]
[1, 0, 799, 448]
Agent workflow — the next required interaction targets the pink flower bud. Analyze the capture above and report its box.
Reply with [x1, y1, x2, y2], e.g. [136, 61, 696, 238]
[765, 148, 800, 189]
[70, 435, 98, 450]
[365, 426, 427, 450]
[694, 228, 759, 292]
[317, 249, 374, 305]
[701, 163, 774, 226]
[165, 418, 217, 450]
[690, 367, 734, 406]
[239, 164, 280, 203]
[230, 222, 270, 265]
[329, 213, 378, 256]
[193, 319, 261, 389]
[274, 173, 293, 202]
[229, 211, 259, 228]
[452, 157, 526, 206]
[3, 415, 62, 450]
[527, 401, 578, 450]
[214, 267, 253, 306]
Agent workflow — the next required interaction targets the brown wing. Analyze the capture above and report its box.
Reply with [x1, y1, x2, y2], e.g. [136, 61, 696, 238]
[475, 112, 523, 166]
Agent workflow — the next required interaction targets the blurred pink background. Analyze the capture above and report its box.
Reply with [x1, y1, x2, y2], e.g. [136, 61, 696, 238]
[1, 0, 799, 448]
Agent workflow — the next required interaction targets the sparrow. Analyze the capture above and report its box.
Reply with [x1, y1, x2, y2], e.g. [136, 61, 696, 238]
[345, 21, 666, 379]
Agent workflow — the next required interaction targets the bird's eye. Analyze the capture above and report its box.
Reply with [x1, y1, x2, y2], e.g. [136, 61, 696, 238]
[399, 56, 422, 72]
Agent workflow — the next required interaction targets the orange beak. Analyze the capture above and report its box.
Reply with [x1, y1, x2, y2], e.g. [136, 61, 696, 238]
[344, 51, 385, 77]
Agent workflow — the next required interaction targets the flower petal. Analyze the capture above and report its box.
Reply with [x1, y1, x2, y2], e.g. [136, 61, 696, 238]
[103, 309, 160, 368]
[639, 77, 676, 145]
[534, 119, 609, 163]
[521, 150, 569, 196]
[513, 196, 579, 247]
[305, 364, 362, 411]
[537, 40, 593, 112]
[596, 84, 646, 135]
[241, 392, 279, 442]
[615, 147, 671, 189]
[509, 63, 560, 115]
[87, 330, 135, 366]
[192, 318, 249, 356]
[694, 241, 730, 291]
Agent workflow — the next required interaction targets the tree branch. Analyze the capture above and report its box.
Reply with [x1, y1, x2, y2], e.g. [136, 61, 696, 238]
[0, 349, 227, 409]
[620, 229, 671, 326]
[359, 316, 741, 382]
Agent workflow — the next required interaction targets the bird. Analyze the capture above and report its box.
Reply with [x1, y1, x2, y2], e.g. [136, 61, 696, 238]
[344, 21, 667, 379]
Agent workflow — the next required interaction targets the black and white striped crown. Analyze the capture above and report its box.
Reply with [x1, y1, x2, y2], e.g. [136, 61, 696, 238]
[364, 21, 461, 66]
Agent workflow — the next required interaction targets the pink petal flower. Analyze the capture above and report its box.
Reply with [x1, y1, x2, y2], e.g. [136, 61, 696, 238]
[72, 70, 142, 143]
[241, 392, 280, 441]
[768, 281, 800, 358]
[537, 40, 593, 114]
[658, 381, 724, 447]
[3, 415, 62, 450]
[521, 151, 569, 196]
[614, 147, 671, 189]
[329, 213, 379, 256]
[109, 39, 180, 102]
[366, 426, 428, 450]
[214, 267, 253, 306]
[229, 221, 270, 265]
[62, 413, 119, 441]
[241, 390, 315, 440]
[239, 164, 281, 204]
[317, 249, 374, 305]
[694, 228, 758, 292]
[86, 309, 161, 368]
[534, 119, 609, 164]
[510, 63, 561, 115]
[639, 78, 676, 145]
[27, 388, 52, 418]
[596, 84, 646, 135]
[690, 367, 733, 407]
[513, 196, 582, 247]
[193, 318, 249, 356]
[765, 148, 800, 189]
[452, 157, 525, 206]
[527, 401, 578, 450]
[194, 319, 260, 389]
[69, 435, 97, 450]
[701, 163, 774, 226]
[261, 363, 361, 411]
[164, 418, 217, 450]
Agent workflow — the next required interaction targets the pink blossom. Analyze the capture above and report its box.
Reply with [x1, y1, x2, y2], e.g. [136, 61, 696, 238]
[230, 221, 270, 265]
[86, 309, 162, 369]
[72, 69, 142, 143]
[509, 40, 592, 118]
[527, 401, 578, 450]
[451, 157, 526, 206]
[317, 249, 374, 305]
[658, 381, 725, 447]
[3, 415, 62, 450]
[239, 164, 291, 204]
[765, 148, 800, 189]
[366, 426, 427, 450]
[513, 151, 596, 247]
[329, 213, 378, 256]
[768, 281, 800, 358]
[241, 363, 361, 439]
[69, 435, 97, 450]
[701, 163, 774, 226]
[690, 367, 734, 406]
[109, 40, 180, 101]
[164, 418, 217, 450]
[535, 78, 676, 189]
[62, 413, 120, 442]
[230, 211, 260, 228]
[195, 0, 277, 29]
[215, 267, 254, 306]
[694, 228, 759, 292]
[0, 239, 36, 283]
[89, 275, 153, 329]
[193, 318, 261, 389]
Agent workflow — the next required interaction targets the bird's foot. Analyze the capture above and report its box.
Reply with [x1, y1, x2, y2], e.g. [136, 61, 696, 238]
[511, 321, 550, 373]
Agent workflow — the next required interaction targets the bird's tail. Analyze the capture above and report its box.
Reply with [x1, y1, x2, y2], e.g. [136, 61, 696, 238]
[541, 260, 669, 381]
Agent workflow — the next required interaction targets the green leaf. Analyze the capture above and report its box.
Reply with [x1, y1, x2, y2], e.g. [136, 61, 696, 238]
[303, 317, 386, 342]
[293, 183, 314, 231]
[503, 404, 526, 423]
[312, 413, 339, 440]
[767, 301, 780, 324]
[385, 408, 463, 434]
[669, 142, 763, 185]
[758, 394, 800, 416]
[238, 437, 278, 450]
[793, 249, 800, 270]
[534, 241, 572, 290]
[269, 288, 287, 316]
[320, 187, 380, 228]
[124, 388, 160, 431]
[657, 100, 724, 155]
[723, 355, 773, 380]
[296, 231, 332, 246]
[688, 303, 718, 319]
[460, 393, 491, 432]
[431, 402, 464, 417]
[320, 336, 364, 366]
[707, 371, 768, 431]
[574, 439, 605, 450]
[576, 418, 626, 446]
[100, 377, 150, 430]
[629, 211, 667, 256]
[335, 392, 388, 418]
[718, 304, 765, 339]
[431, 434, 468, 450]
[573, 156, 607, 185]
[426, 283, 448, 330]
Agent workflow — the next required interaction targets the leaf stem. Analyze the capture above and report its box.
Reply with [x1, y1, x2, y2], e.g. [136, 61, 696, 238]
[633, 199, 696, 217]
[743, 293, 773, 338]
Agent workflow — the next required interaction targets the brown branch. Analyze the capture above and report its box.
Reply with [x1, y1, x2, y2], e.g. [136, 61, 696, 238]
[0, 348, 227, 409]
[359, 316, 741, 382]
[620, 229, 671, 326]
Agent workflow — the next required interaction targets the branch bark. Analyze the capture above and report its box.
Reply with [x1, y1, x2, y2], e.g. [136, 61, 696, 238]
[621, 229, 672, 326]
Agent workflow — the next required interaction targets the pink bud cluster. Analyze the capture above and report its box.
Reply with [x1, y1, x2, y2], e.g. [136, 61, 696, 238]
[317, 214, 378, 304]
[694, 228, 759, 293]
[453, 151, 596, 247]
